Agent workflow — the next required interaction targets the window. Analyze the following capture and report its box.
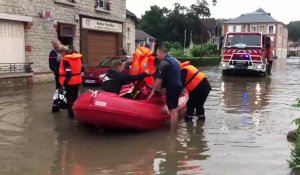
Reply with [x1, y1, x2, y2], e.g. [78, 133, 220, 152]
[127, 28, 130, 38]
[259, 26, 266, 33]
[96, 0, 111, 11]
[268, 26, 274, 34]
[225, 34, 261, 47]
[250, 26, 256, 32]
[99, 57, 114, 67]
[235, 25, 242, 32]
[58, 23, 75, 48]
[54, 0, 76, 6]
[242, 25, 247, 32]
[228, 25, 234, 32]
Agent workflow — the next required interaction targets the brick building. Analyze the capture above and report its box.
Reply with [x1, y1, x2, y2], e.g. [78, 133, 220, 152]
[222, 8, 288, 58]
[0, 0, 135, 81]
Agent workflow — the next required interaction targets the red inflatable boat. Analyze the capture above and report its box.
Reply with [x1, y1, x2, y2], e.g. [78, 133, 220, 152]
[73, 90, 188, 130]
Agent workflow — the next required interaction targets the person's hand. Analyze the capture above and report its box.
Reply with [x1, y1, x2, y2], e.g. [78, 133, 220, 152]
[145, 69, 150, 75]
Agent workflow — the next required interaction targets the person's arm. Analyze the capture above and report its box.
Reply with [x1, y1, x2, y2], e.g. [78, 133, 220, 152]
[49, 50, 59, 75]
[147, 78, 162, 100]
[63, 61, 72, 86]
[181, 69, 187, 87]
[147, 61, 170, 100]
[181, 69, 187, 93]
[119, 72, 148, 83]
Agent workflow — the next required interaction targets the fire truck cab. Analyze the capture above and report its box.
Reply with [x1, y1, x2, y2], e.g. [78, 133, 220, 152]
[220, 32, 273, 76]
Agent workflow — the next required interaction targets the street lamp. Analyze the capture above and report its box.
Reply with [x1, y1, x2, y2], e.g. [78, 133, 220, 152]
[212, 0, 217, 6]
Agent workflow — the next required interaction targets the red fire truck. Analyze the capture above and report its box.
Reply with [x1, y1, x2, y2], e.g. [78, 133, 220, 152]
[220, 32, 273, 76]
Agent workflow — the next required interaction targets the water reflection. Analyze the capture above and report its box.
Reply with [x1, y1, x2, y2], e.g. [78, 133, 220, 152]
[156, 121, 209, 175]
[48, 118, 209, 175]
[220, 76, 271, 127]
[0, 86, 33, 175]
[49, 120, 163, 175]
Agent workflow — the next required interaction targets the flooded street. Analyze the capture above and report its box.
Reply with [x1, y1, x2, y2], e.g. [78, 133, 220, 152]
[1, 58, 300, 175]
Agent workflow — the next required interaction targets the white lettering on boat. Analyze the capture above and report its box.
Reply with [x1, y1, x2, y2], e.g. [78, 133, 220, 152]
[95, 101, 107, 107]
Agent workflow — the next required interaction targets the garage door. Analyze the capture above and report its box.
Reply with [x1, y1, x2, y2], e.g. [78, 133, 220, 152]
[87, 31, 118, 66]
[0, 20, 25, 63]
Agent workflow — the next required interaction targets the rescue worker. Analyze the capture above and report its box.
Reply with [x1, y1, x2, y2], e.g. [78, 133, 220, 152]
[130, 47, 155, 86]
[181, 62, 211, 121]
[148, 47, 182, 129]
[102, 59, 150, 94]
[49, 39, 62, 112]
[59, 46, 83, 119]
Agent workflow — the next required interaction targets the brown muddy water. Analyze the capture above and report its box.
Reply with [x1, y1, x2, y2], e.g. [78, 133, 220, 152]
[0, 58, 300, 175]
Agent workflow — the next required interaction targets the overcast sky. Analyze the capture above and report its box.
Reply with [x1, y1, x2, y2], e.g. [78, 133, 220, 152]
[126, 0, 299, 24]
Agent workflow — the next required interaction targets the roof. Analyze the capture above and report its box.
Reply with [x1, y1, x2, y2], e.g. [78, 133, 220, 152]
[126, 10, 136, 17]
[126, 10, 138, 23]
[224, 8, 279, 24]
[135, 30, 156, 41]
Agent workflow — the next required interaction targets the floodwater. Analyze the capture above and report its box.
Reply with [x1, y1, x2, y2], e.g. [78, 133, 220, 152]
[0, 58, 300, 175]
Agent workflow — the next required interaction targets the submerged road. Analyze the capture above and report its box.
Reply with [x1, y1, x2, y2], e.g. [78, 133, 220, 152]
[0, 58, 299, 175]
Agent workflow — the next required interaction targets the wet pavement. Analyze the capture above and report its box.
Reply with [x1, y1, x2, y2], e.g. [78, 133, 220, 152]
[0, 58, 300, 175]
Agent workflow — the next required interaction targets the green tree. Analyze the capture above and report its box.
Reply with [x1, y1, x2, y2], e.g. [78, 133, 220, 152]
[288, 21, 300, 42]
[138, 2, 211, 46]
[171, 42, 182, 49]
[137, 5, 170, 42]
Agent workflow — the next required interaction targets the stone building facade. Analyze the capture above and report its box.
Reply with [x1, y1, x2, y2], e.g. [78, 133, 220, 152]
[0, 0, 134, 81]
[124, 10, 137, 56]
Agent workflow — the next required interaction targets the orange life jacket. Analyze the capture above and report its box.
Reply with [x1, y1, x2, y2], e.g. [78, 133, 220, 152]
[181, 63, 205, 92]
[180, 61, 190, 68]
[59, 53, 82, 86]
[130, 47, 155, 86]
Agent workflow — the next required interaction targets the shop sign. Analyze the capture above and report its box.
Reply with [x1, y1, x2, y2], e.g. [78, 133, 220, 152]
[82, 18, 122, 33]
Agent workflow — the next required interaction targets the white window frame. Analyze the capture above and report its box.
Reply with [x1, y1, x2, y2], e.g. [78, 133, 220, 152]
[127, 27, 130, 38]
[235, 25, 242, 32]
[250, 25, 257, 32]
[228, 25, 234, 32]
[268, 25, 276, 34]
[96, 0, 111, 11]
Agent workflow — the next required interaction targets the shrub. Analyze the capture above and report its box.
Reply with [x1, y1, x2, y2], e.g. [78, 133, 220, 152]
[191, 45, 205, 57]
[190, 43, 219, 57]
[171, 42, 182, 50]
[169, 48, 184, 57]
[162, 41, 172, 50]
[288, 99, 300, 170]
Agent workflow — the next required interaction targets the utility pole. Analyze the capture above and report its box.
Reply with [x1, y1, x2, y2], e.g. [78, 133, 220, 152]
[200, 15, 204, 65]
[183, 29, 186, 54]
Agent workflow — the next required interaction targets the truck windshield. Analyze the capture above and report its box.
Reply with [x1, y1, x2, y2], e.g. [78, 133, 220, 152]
[225, 34, 261, 48]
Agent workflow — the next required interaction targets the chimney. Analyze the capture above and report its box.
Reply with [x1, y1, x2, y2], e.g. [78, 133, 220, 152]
[267, 13, 271, 16]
